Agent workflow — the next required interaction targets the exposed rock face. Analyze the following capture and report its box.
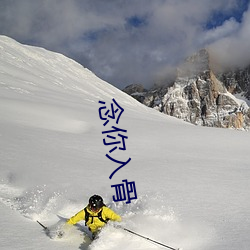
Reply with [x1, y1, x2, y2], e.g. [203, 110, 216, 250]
[123, 84, 147, 103]
[123, 49, 250, 130]
[217, 66, 250, 99]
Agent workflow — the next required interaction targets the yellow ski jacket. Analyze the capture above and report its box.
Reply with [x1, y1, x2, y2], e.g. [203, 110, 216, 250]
[67, 206, 121, 233]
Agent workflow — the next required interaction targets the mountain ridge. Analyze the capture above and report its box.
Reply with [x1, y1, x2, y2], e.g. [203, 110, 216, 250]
[123, 49, 250, 130]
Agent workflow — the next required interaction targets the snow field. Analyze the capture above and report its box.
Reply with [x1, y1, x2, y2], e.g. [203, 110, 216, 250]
[0, 36, 250, 250]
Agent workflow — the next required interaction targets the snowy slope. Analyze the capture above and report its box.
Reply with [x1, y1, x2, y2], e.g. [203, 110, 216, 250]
[0, 36, 250, 250]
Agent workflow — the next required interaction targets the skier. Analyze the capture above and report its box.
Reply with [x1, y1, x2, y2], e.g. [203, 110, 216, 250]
[66, 194, 122, 239]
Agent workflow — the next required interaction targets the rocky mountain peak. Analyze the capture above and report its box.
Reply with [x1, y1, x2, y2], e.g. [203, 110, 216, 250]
[123, 49, 250, 130]
[177, 49, 210, 78]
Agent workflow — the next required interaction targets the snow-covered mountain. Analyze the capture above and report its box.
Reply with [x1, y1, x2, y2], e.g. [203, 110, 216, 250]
[124, 49, 250, 130]
[0, 36, 250, 250]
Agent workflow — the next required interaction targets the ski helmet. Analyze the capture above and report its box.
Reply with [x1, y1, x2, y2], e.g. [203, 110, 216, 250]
[89, 195, 104, 210]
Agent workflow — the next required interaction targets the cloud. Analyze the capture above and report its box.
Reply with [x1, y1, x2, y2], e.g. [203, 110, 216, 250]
[209, 4, 250, 69]
[0, 0, 249, 89]
[200, 18, 240, 45]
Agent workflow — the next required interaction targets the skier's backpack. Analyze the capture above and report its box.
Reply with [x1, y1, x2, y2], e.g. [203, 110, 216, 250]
[84, 206, 109, 226]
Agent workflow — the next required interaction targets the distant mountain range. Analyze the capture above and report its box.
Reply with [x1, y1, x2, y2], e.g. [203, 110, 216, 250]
[123, 49, 250, 130]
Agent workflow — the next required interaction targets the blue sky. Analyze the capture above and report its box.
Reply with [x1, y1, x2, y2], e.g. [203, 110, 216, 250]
[205, 0, 249, 28]
[0, 0, 249, 89]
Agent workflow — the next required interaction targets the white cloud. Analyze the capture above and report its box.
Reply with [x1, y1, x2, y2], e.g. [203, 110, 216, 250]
[209, 5, 250, 68]
[0, 0, 249, 88]
[200, 18, 240, 45]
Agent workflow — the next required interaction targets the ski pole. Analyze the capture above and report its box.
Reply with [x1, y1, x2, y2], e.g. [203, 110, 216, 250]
[122, 227, 180, 250]
[37, 220, 48, 231]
